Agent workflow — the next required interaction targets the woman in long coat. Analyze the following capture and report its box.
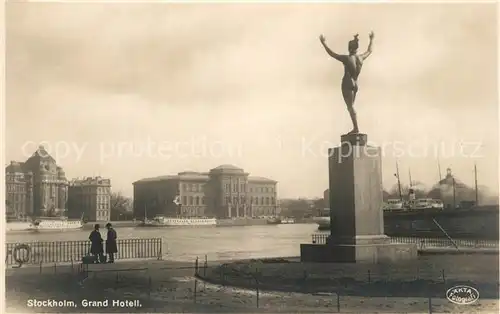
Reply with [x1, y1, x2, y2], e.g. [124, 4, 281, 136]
[88, 224, 104, 263]
[105, 223, 118, 263]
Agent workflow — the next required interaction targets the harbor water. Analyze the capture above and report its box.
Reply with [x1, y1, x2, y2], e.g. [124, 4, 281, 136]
[6, 223, 320, 262]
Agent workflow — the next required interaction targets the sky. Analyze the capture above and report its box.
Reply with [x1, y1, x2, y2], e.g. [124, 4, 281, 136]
[5, 2, 499, 199]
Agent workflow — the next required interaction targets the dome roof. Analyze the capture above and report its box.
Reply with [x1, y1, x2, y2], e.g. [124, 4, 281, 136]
[5, 161, 24, 173]
[212, 164, 243, 170]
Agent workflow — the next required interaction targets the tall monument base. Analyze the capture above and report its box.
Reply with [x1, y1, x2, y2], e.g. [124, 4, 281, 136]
[300, 133, 417, 263]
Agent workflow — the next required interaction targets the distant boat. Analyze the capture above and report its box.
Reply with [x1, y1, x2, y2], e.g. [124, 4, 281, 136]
[281, 217, 296, 224]
[266, 217, 282, 225]
[313, 208, 330, 230]
[31, 217, 84, 231]
[139, 215, 217, 227]
[6, 215, 84, 232]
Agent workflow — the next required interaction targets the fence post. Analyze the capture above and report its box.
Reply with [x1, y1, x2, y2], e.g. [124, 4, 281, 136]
[256, 278, 259, 308]
[204, 255, 207, 277]
[368, 270, 371, 283]
[194, 257, 199, 276]
[193, 279, 197, 303]
[336, 293, 340, 312]
[441, 269, 445, 283]
[39, 261, 42, 274]
[54, 263, 57, 274]
[428, 296, 432, 314]
[148, 276, 152, 300]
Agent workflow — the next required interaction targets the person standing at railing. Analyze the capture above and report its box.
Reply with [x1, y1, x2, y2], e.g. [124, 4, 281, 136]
[89, 224, 105, 263]
[105, 223, 118, 263]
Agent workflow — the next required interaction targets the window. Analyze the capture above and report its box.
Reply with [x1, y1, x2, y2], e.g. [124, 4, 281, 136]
[240, 196, 245, 204]
[202, 197, 206, 205]
[225, 196, 231, 205]
[271, 197, 275, 205]
[266, 197, 270, 205]
[191, 184, 197, 192]
[195, 196, 200, 205]
[261, 197, 264, 205]
[189, 196, 194, 205]
[183, 184, 188, 191]
[250, 188, 253, 193]
[233, 196, 238, 204]
[233, 184, 237, 192]
[182, 196, 187, 205]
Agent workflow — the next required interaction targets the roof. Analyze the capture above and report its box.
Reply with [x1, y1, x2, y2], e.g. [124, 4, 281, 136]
[5, 161, 25, 173]
[212, 164, 243, 171]
[25, 145, 56, 163]
[133, 175, 180, 184]
[248, 176, 277, 183]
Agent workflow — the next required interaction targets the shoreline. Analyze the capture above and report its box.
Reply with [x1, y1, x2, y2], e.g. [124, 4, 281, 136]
[195, 255, 500, 299]
[6, 258, 499, 313]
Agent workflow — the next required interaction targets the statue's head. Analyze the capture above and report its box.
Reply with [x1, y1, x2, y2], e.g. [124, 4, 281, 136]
[348, 34, 359, 54]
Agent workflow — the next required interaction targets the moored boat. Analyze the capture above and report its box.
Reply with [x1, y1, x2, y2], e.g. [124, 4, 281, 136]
[266, 217, 282, 225]
[138, 215, 217, 227]
[281, 217, 296, 224]
[30, 216, 84, 231]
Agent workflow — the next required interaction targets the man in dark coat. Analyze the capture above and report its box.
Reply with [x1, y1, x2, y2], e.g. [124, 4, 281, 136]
[105, 223, 118, 263]
[89, 224, 104, 263]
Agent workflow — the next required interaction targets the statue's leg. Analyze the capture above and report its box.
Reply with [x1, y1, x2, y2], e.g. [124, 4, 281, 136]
[341, 87, 359, 134]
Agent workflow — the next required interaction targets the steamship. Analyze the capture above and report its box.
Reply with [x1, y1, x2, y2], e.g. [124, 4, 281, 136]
[138, 196, 217, 227]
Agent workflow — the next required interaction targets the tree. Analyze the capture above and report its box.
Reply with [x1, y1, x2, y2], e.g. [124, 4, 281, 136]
[110, 192, 133, 220]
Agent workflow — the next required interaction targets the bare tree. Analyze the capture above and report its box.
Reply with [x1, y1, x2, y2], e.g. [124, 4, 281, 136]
[110, 192, 133, 220]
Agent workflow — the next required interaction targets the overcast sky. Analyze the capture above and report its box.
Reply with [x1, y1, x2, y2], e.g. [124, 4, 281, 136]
[5, 2, 498, 198]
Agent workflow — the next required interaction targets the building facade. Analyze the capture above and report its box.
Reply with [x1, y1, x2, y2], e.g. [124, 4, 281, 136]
[133, 165, 278, 219]
[67, 177, 111, 222]
[5, 145, 68, 218]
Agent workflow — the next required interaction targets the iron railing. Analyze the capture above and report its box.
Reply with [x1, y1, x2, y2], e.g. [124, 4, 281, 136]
[311, 234, 499, 248]
[5, 237, 162, 266]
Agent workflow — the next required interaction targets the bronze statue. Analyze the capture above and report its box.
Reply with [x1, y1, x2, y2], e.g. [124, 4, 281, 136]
[320, 32, 374, 134]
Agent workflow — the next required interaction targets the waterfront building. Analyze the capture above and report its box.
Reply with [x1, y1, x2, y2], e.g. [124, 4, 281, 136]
[5, 145, 68, 217]
[133, 164, 278, 219]
[67, 177, 111, 222]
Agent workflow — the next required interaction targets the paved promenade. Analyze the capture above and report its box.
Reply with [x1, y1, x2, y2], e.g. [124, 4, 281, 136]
[5, 256, 499, 313]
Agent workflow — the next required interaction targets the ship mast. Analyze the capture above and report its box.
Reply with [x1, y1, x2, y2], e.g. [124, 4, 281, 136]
[437, 159, 443, 182]
[408, 168, 413, 188]
[394, 162, 403, 202]
[474, 163, 479, 206]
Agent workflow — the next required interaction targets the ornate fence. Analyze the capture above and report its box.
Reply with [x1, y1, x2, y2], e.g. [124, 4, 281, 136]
[311, 234, 499, 248]
[5, 238, 163, 266]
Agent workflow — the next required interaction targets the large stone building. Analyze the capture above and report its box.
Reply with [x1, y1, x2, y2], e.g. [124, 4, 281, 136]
[5, 145, 68, 217]
[133, 165, 278, 219]
[67, 177, 112, 222]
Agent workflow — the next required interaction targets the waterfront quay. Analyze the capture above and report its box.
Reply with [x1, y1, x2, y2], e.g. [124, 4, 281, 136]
[6, 252, 499, 313]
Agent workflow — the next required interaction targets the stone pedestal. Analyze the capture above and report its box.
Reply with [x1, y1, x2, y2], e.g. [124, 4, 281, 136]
[300, 133, 417, 263]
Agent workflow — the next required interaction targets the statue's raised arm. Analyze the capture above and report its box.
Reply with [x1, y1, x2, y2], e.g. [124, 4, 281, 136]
[360, 31, 374, 60]
[319, 34, 345, 63]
